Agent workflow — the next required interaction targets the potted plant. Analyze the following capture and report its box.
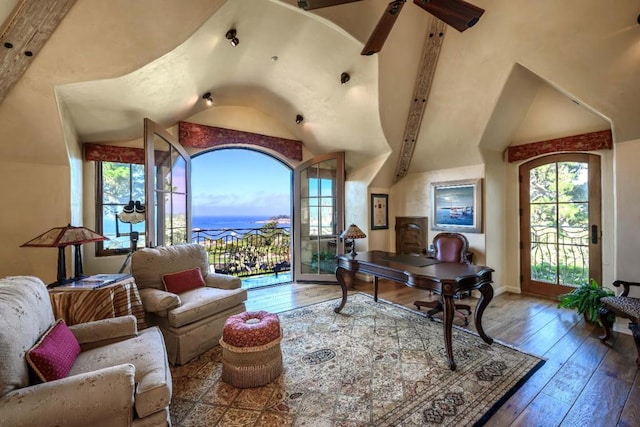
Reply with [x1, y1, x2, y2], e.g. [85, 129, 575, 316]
[557, 278, 615, 326]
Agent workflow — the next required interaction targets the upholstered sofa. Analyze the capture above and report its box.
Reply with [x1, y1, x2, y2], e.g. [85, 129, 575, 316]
[131, 244, 247, 365]
[0, 276, 172, 426]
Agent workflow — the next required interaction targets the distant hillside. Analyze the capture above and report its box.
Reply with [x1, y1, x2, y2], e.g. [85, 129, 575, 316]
[257, 215, 290, 224]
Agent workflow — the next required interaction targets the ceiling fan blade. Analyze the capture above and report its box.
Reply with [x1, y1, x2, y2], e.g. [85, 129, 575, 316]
[361, 0, 406, 56]
[298, 0, 363, 11]
[413, 0, 484, 32]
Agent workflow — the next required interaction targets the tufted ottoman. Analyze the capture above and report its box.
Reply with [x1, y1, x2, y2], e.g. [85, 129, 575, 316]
[220, 311, 283, 388]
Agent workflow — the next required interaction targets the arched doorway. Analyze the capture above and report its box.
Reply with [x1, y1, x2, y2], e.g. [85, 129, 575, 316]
[519, 153, 602, 298]
[191, 148, 293, 288]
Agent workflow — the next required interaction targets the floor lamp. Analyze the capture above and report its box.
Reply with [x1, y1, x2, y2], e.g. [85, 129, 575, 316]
[22, 224, 108, 286]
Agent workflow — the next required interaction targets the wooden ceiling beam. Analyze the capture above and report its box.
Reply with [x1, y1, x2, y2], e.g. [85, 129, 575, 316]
[0, 0, 76, 103]
[393, 19, 446, 183]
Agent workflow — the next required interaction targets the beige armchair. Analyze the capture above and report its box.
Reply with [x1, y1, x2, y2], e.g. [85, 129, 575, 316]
[131, 244, 247, 365]
[0, 276, 172, 427]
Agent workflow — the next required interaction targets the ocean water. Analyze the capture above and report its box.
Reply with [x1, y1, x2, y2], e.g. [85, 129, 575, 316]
[192, 215, 290, 231]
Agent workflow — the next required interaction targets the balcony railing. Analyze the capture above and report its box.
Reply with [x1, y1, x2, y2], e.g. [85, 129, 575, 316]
[530, 225, 589, 285]
[192, 225, 291, 278]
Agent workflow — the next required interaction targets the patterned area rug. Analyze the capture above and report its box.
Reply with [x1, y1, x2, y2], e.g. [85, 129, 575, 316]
[170, 293, 545, 426]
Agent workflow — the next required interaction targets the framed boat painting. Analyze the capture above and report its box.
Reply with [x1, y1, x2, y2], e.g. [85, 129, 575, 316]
[431, 178, 482, 233]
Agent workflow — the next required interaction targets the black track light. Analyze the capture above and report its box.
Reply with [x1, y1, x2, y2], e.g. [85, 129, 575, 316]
[226, 29, 239, 47]
[296, 114, 304, 124]
[202, 92, 213, 106]
[340, 72, 350, 84]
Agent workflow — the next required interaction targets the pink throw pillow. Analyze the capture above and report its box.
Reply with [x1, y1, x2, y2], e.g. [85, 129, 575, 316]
[26, 320, 81, 382]
[162, 267, 206, 294]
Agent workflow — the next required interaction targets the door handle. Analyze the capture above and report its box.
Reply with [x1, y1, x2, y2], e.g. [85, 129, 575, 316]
[591, 225, 598, 244]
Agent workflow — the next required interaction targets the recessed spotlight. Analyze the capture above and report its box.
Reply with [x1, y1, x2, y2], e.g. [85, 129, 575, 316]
[340, 72, 350, 84]
[296, 114, 304, 124]
[271, 55, 279, 62]
[202, 92, 214, 107]
[226, 29, 239, 47]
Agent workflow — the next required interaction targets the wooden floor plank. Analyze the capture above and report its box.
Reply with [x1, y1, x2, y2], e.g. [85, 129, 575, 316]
[560, 371, 628, 426]
[620, 373, 640, 427]
[510, 391, 571, 427]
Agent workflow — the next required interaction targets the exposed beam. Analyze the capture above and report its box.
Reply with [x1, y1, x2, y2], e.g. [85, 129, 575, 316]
[393, 19, 446, 183]
[0, 0, 76, 103]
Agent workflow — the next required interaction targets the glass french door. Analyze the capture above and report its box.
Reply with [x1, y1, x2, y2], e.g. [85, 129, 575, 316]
[293, 152, 345, 282]
[519, 153, 601, 298]
[144, 118, 191, 247]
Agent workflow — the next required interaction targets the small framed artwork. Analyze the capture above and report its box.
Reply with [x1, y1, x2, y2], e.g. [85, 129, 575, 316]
[431, 178, 482, 233]
[371, 193, 389, 230]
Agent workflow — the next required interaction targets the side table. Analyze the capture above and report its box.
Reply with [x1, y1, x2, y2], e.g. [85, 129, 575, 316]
[48, 274, 148, 329]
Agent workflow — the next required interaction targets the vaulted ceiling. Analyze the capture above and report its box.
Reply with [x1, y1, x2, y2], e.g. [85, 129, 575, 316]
[1, 0, 638, 186]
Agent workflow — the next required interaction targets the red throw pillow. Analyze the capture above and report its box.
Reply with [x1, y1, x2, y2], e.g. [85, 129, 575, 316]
[162, 267, 206, 294]
[26, 319, 81, 382]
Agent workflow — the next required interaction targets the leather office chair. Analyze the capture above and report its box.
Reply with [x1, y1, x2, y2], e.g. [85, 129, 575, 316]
[415, 232, 473, 325]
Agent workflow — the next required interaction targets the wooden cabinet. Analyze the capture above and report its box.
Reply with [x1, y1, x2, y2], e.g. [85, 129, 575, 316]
[395, 216, 428, 255]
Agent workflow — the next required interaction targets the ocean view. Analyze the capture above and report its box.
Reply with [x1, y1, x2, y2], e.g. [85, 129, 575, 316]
[192, 215, 290, 231]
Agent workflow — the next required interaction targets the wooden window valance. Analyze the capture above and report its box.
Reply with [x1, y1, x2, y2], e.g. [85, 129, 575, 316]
[84, 143, 145, 164]
[178, 121, 303, 161]
[507, 129, 612, 162]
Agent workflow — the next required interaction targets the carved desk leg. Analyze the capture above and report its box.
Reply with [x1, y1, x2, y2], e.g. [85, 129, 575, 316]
[334, 266, 352, 313]
[474, 281, 494, 345]
[442, 293, 457, 371]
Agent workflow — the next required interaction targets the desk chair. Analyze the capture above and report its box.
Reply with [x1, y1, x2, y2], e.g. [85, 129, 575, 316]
[415, 232, 473, 325]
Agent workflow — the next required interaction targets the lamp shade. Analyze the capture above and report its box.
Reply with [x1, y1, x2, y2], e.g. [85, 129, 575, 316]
[341, 224, 367, 240]
[21, 224, 107, 248]
[22, 224, 108, 286]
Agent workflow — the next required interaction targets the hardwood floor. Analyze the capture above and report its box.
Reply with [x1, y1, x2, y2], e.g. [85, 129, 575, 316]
[245, 279, 640, 426]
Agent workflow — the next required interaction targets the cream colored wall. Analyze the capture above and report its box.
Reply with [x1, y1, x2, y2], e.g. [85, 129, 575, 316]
[614, 139, 640, 298]
[0, 161, 71, 283]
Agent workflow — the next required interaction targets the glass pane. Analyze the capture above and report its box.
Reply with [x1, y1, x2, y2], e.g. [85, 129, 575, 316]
[319, 206, 334, 236]
[558, 162, 588, 203]
[530, 204, 557, 244]
[317, 238, 337, 274]
[300, 236, 317, 274]
[530, 164, 556, 203]
[300, 198, 310, 235]
[558, 242, 588, 286]
[102, 163, 132, 204]
[558, 203, 588, 245]
[308, 177, 319, 198]
[319, 196, 333, 207]
[131, 164, 145, 202]
[530, 242, 557, 283]
[309, 206, 319, 236]
[153, 136, 171, 191]
[164, 194, 187, 245]
[300, 169, 309, 196]
[172, 151, 187, 196]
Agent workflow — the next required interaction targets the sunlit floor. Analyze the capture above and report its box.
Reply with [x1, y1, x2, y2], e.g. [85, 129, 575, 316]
[241, 271, 292, 290]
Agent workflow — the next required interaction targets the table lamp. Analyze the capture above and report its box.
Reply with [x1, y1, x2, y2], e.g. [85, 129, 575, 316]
[341, 223, 367, 257]
[21, 224, 108, 286]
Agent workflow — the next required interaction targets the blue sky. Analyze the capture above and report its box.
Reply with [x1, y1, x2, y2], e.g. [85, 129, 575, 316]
[191, 149, 292, 217]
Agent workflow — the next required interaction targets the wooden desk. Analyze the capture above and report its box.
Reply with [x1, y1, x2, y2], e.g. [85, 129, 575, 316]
[335, 250, 494, 370]
[49, 275, 148, 329]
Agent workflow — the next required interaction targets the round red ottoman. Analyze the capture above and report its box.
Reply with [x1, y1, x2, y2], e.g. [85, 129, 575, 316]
[220, 311, 283, 388]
